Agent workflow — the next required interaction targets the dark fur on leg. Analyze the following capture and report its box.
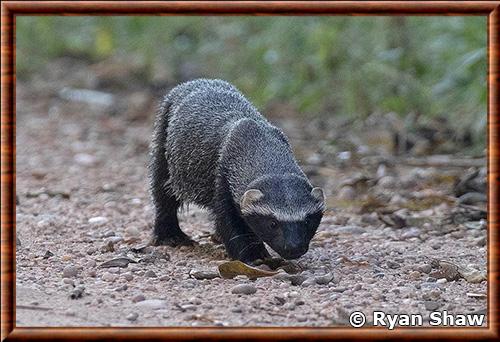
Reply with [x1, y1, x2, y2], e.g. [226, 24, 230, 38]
[215, 212, 270, 263]
[213, 177, 270, 263]
[149, 94, 194, 247]
[152, 196, 195, 247]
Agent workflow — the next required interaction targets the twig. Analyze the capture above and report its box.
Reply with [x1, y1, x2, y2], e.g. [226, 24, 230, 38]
[17, 304, 52, 311]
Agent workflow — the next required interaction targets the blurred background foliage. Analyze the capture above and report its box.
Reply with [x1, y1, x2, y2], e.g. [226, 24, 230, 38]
[16, 16, 486, 146]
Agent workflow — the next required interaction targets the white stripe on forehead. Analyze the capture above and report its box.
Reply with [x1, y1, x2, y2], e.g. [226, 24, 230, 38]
[241, 202, 325, 222]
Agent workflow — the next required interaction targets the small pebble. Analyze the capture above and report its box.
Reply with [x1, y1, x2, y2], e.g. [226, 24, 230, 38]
[126, 227, 140, 237]
[301, 278, 316, 287]
[132, 294, 146, 303]
[408, 271, 421, 280]
[135, 299, 167, 309]
[102, 272, 117, 282]
[105, 236, 123, 245]
[70, 286, 85, 299]
[189, 297, 202, 305]
[115, 284, 128, 292]
[74, 153, 97, 166]
[103, 230, 115, 238]
[190, 270, 219, 280]
[296, 315, 307, 322]
[126, 313, 138, 322]
[182, 304, 197, 311]
[424, 301, 441, 311]
[145, 270, 157, 278]
[63, 265, 78, 278]
[288, 274, 308, 286]
[294, 299, 305, 306]
[378, 176, 396, 188]
[314, 273, 334, 285]
[475, 236, 486, 247]
[63, 278, 74, 286]
[88, 216, 108, 225]
[422, 289, 442, 300]
[401, 227, 421, 240]
[231, 284, 257, 295]
[387, 260, 400, 269]
[416, 264, 432, 274]
[85, 260, 97, 268]
[108, 267, 120, 274]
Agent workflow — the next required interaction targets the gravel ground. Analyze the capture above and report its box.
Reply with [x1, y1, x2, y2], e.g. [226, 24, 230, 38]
[15, 61, 487, 327]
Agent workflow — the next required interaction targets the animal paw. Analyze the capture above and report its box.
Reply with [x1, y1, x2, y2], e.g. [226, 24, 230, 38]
[237, 245, 271, 264]
[151, 233, 196, 247]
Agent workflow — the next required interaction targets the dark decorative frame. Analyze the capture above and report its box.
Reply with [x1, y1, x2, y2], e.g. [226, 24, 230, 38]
[1, 1, 498, 340]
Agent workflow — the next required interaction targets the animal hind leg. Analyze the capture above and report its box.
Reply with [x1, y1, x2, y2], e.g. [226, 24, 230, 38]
[152, 194, 195, 246]
[149, 123, 193, 247]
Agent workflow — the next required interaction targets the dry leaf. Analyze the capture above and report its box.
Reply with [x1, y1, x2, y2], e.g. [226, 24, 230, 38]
[218, 260, 278, 279]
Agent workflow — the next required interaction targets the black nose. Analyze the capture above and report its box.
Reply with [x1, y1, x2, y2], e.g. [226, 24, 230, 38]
[282, 245, 308, 259]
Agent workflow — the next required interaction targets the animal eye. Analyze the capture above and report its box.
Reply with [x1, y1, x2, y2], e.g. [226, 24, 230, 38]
[270, 220, 278, 228]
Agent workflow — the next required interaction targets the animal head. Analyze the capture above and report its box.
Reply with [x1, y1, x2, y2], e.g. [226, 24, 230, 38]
[239, 174, 325, 259]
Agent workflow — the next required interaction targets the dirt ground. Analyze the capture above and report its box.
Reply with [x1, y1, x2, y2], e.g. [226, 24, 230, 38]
[15, 58, 488, 327]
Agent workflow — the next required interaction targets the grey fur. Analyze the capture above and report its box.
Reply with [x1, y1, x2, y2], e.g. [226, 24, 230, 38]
[149, 79, 324, 260]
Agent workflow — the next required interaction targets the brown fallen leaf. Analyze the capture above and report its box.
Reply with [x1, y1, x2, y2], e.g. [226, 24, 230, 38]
[218, 260, 278, 279]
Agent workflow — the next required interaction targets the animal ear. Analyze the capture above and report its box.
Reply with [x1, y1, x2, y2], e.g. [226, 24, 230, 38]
[241, 189, 264, 209]
[311, 187, 324, 202]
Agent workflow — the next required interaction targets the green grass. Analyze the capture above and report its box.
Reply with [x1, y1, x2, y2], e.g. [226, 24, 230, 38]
[16, 16, 487, 146]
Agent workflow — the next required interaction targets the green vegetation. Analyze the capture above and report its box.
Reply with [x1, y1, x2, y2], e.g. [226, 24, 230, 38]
[16, 16, 486, 143]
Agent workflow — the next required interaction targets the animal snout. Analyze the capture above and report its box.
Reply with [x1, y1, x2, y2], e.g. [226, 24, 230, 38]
[282, 242, 308, 259]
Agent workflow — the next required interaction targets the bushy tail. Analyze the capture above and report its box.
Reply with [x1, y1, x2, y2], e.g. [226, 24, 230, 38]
[148, 94, 174, 207]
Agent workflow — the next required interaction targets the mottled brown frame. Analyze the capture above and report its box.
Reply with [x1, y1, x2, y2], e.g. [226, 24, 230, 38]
[1, 1, 499, 340]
